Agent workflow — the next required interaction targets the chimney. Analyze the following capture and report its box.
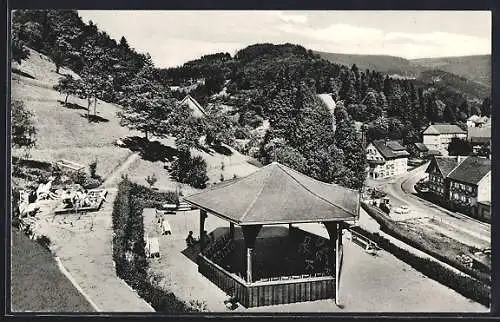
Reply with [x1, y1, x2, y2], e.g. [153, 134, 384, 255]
[456, 155, 468, 163]
[385, 138, 389, 146]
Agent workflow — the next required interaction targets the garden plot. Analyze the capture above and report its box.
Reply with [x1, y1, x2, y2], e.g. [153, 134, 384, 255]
[403, 217, 490, 250]
[396, 217, 486, 263]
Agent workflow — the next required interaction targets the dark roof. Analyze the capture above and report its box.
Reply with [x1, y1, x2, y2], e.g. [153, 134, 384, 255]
[470, 137, 491, 144]
[371, 140, 410, 159]
[423, 124, 466, 135]
[426, 156, 459, 177]
[184, 162, 359, 225]
[447, 157, 491, 185]
[368, 159, 385, 165]
[414, 142, 429, 152]
[467, 127, 491, 141]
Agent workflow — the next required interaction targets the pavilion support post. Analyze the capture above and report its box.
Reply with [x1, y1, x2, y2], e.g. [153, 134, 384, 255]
[246, 248, 253, 283]
[199, 209, 207, 251]
[288, 223, 293, 237]
[335, 222, 343, 307]
[323, 221, 342, 306]
[229, 222, 235, 239]
[241, 225, 262, 284]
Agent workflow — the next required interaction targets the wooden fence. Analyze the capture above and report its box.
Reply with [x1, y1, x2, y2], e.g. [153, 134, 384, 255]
[198, 254, 335, 307]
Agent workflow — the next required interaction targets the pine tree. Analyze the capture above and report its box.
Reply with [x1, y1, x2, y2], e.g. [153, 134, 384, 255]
[334, 106, 367, 190]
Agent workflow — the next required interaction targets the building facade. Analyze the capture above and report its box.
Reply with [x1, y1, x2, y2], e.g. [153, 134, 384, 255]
[425, 156, 491, 219]
[425, 156, 460, 199]
[422, 124, 467, 156]
[366, 140, 409, 179]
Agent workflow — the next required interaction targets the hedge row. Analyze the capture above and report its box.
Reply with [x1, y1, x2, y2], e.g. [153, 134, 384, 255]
[361, 202, 491, 285]
[112, 179, 197, 313]
[351, 222, 490, 307]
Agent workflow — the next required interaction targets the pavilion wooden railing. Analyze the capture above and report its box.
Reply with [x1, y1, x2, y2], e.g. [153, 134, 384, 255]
[198, 254, 335, 308]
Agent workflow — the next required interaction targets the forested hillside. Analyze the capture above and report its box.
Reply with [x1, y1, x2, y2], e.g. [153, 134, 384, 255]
[411, 55, 491, 86]
[11, 10, 492, 191]
[12, 9, 153, 105]
[314, 51, 420, 78]
[158, 43, 491, 142]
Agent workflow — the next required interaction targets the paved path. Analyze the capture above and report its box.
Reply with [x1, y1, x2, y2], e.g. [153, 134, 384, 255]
[246, 223, 487, 313]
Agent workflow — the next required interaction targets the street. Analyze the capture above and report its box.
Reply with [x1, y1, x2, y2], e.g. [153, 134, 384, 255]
[367, 162, 491, 249]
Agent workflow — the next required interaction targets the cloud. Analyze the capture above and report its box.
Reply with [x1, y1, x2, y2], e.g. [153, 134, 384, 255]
[279, 23, 384, 44]
[275, 11, 308, 24]
[280, 23, 490, 58]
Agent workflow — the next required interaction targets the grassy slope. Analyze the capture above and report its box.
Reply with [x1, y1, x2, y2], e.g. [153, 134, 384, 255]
[11, 47, 257, 312]
[12, 47, 257, 187]
[10, 230, 94, 312]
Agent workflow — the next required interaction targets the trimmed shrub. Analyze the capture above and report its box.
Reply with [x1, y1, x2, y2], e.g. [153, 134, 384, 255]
[112, 179, 195, 313]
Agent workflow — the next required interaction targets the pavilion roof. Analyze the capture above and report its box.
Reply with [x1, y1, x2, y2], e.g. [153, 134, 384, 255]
[183, 162, 360, 225]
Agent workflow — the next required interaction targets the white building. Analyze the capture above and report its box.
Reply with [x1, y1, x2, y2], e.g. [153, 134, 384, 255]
[178, 94, 207, 118]
[366, 140, 410, 179]
[466, 115, 490, 128]
[422, 124, 467, 156]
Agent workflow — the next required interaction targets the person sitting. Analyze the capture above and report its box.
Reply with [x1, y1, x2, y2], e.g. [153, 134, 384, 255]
[186, 231, 197, 246]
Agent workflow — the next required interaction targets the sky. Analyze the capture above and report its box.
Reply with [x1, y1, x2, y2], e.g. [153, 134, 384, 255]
[78, 10, 491, 68]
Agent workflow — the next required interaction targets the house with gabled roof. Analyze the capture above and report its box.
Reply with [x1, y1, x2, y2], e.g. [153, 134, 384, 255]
[467, 126, 491, 154]
[425, 156, 462, 199]
[178, 94, 207, 118]
[422, 124, 467, 156]
[446, 156, 491, 215]
[366, 139, 410, 179]
[425, 155, 491, 220]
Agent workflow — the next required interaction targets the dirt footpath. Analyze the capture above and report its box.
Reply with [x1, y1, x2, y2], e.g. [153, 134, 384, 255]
[37, 189, 155, 312]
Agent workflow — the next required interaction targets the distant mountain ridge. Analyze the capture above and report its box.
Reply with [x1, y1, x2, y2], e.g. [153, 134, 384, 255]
[410, 55, 490, 86]
[313, 51, 419, 78]
[315, 51, 491, 88]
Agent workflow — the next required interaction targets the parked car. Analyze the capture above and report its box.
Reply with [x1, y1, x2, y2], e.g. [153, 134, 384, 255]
[419, 186, 429, 193]
[394, 205, 410, 214]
